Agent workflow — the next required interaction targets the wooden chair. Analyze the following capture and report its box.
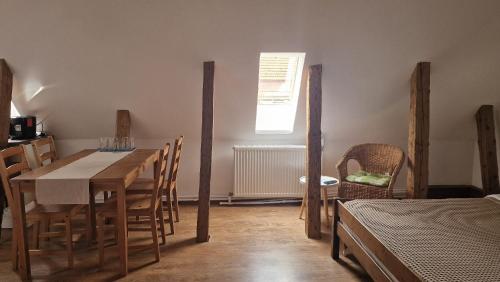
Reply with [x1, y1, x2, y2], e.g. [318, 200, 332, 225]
[0, 145, 87, 269]
[128, 136, 183, 233]
[166, 136, 183, 222]
[336, 143, 405, 199]
[31, 136, 58, 167]
[31, 136, 95, 241]
[96, 143, 170, 266]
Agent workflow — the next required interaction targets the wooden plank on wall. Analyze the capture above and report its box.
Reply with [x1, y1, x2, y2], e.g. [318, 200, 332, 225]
[475, 105, 500, 194]
[407, 62, 430, 199]
[0, 59, 13, 148]
[115, 110, 131, 138]
[306, 64, 322, 239]
[196, 61, 215, 243]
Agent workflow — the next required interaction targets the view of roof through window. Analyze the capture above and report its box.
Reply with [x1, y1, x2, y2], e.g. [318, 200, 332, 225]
[255, 52, 305, 133]
[258, 55, 299, 104]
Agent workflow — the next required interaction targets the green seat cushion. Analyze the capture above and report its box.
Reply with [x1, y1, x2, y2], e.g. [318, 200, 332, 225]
[345, 170, 391, 187]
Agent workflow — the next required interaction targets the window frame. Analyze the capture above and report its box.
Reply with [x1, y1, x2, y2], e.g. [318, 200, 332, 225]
[255, 52, 306, 134]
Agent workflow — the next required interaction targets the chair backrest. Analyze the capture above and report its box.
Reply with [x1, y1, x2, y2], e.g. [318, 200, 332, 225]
[343, 143, 405, 175]
[0, 145, 31, 207]
[151, 143, 170, 209]
[166, 136, 183, 192]
[31, 136, 58, 167]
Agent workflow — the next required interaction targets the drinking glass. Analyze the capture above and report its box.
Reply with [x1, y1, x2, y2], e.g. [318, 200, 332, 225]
[99, 136, 135, 151]
[120, 137, 128, 151]
[99, 137, 105, 151]
[129, 137, 135, 150]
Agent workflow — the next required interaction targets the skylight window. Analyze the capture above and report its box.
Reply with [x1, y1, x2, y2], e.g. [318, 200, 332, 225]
[255, 52, 305, 134]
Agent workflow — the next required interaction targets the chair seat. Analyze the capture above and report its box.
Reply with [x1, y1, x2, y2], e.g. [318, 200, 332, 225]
[127, 178, 154, 192]
[345, 170, 391, 187]
[132, 178, 154, 185]
[97, 194, 153, 217]
[27, 203, 86, 220]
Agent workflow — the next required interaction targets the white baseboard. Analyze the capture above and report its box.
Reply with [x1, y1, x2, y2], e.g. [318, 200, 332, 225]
[177, 194, 229, 202]
[178, 187, 407, 202]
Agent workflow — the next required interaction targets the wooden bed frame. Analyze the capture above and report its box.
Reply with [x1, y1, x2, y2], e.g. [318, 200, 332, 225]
[331, 199, 420, 282]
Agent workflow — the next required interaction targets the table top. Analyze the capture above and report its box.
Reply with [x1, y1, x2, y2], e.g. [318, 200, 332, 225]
[299, 175, 338, 186]
[11, 149, 159, 187]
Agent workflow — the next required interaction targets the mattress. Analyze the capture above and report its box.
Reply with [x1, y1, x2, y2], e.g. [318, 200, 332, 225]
[344, 197, 500, 282]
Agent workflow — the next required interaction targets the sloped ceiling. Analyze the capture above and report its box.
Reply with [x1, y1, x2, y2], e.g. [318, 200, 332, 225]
[0, 0, 499, 193]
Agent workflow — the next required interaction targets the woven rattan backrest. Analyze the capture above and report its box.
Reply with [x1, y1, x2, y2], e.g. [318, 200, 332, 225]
[344, 143, 405, 175]
[0, 145, 31, 207]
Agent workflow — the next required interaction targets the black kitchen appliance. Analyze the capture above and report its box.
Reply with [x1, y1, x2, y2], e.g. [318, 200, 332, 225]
[9, 116, 37, 139]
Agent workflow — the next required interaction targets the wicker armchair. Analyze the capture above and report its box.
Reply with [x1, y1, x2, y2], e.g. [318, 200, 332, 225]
[337, 143, 405, 199]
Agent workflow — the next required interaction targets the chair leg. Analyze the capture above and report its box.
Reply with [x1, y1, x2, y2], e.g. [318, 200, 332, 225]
[322, 188, 330, 227]
[150, 213, 160, 262]
[157, 205, 166, 244]
[165, 190, 175, 234]
[86, 208, 93, 245]
[11, 232, 18, 271]
[97, 215, 105, 267]
[172, 187, 180, 222]
[31, 222, 40, 249]
[299, 190, 307, 219]
[89, 187, 100, 242]
[40, 218, 49, 243]
[64, 217, 74, 269]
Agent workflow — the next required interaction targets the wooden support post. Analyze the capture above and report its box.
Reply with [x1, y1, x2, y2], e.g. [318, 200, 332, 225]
[115, 110, 131, 138]
[475, 105, 500, 194]
[0, 59, 11, 238]
[407, 62, 430, 199]
[196, 61, 215, 243]
[306, 64, 322, 239]
[0, 59, 13, 148]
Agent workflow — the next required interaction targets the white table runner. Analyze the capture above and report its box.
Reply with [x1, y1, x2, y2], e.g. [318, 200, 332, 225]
[36, 151, 133, 205]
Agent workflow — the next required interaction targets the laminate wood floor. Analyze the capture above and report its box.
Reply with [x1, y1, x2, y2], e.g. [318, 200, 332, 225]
[0, 204, 369, 281]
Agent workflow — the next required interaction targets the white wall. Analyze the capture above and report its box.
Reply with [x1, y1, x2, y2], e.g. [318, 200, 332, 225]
[1, 0, 500, 199]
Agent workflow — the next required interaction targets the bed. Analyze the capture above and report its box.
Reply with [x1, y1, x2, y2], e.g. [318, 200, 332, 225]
[331, 195, 500, 282]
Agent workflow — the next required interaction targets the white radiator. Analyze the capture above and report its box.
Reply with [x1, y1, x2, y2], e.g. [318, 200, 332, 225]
[233, 145, 306, 198]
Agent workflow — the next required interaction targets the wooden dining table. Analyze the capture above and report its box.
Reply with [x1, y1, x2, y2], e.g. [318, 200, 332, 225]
[10, 148, 160, 280]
